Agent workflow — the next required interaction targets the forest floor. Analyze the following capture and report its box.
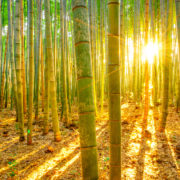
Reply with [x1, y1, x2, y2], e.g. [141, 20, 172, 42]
[0, 99, 180, 179]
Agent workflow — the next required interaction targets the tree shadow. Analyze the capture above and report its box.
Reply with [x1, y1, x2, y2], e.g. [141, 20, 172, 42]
[27, 123, 108, 179]
[48, 120, 110, 180]
[40, 147, 80, 180]
[135, 116, 148, 180]
[0, 131, 78, 179]
[54, 158, 80, 180]
[122, 115, 137, 163]
[153, 108, 180, 179]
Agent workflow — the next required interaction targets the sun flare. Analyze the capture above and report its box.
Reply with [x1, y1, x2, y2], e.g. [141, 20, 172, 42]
[142, 41, 160, 64]
[126, 39, 160, 65]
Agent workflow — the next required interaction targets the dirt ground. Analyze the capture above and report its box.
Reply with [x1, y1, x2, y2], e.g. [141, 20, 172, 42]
[0, 101, 180, 180]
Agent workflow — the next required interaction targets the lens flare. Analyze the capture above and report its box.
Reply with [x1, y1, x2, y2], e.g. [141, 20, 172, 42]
[142, 41, 159, 64]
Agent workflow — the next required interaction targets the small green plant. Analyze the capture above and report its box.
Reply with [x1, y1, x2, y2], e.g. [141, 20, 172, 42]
[15, 123, 19, 131]
[8, 159, 17, 177]
[104, 157, 109, 162]
[70, 170, 77, 175]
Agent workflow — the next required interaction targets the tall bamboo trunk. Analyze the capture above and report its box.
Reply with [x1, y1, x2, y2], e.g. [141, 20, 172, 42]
[35, 0, 42, 121]
[60, 0, 70, 126]
[8, 0, 18, 121]
[27, 0, 34, 145]
[152, 0, 158, 105]
[120, 0, 125, 98]
[0, 1, 2, 102]
[175, 0, 180, 111]
[160, 0, 172, 131]
[137, 0, 141, 101]
[100, 0, 105, 113]
[107, 0, 121, 179]
[0, 32, 8, 109]
[5, 60, 10, 108]
[43, 32, 49, 135]
[15, 0, 25, 141]
[159, 0, 166, 103]
[40, 33, 44, 112]
[88, 0, 97, 115]
[45, 0, 61, 142]
[54, 0, 57, 78]
[133, 0, 138, 100]
[144, 0, 149, 122]
[20, 0, 27, 114]
[72, 0, 98, 178]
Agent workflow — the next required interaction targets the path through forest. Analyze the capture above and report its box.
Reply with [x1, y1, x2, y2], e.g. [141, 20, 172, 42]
[0, 97, 180, 179]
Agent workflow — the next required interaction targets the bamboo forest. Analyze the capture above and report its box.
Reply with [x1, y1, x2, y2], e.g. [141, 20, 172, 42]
[0, 0, 180, 179]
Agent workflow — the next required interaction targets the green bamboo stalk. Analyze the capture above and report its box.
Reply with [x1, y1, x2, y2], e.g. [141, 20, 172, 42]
[15, 0, 25, 141]
[120, 0, 125, 98]
[175, 0, 180, 111]
[88, 0, 97, 115]
[45, 0, 61, 142]
[60, 0, 70, 126]
[143, 0, 150, 123]
[54, 0, 57, 78]
[107, 0, 121, 179]
[20, 0, 27, 114]
[5, 49, 10, 108]
[43, 32, 50, 135]
[0, 1, 2, 101]
[160, 0, 172, 131]
[40, 33, 44, 112]
[8, 0, 18, 121]
[72, 0, 98, 178]
[27, 0, 34, 145]
[35, 0, 42, 121]
[0, 32, 8, 109]
[133, 0, 138, 100]
[152, 0, 158, 105]
[100, 0, 105, 113]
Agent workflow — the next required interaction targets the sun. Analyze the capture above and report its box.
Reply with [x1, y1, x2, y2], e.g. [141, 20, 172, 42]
[142, 41, 159, 64]
[125, 38, 160, 65]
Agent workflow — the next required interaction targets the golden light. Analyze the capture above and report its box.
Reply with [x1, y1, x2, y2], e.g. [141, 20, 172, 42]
[166, 130, 180, 170]
[0, 143, 48, 174]
[142, 41, 159, 64]
[26, 126, 106, 180]
[126, 39, 160, 66]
